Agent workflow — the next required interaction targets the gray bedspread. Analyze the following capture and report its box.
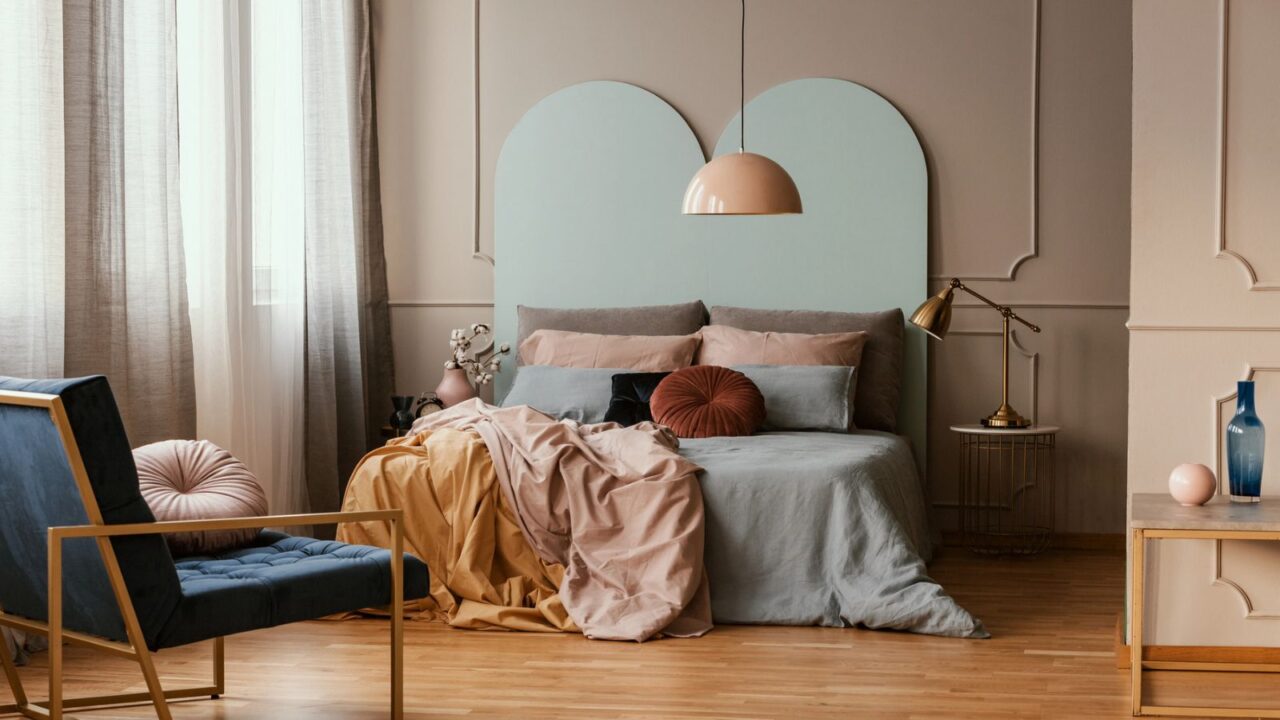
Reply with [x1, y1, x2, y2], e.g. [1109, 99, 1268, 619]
[679, 431, 988, 638]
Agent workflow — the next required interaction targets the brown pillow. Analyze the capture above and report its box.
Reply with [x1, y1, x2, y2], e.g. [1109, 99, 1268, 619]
[650, 366, 766, 439]
[697, 324, 868, 367]
[710, 306, 903, 432]
[519, 329, 700, 372]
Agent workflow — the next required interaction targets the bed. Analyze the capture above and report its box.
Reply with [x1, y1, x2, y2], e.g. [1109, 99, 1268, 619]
[450, 76, 980, 638]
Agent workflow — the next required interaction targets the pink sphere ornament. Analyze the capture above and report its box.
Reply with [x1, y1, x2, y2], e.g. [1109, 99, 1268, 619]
[1168, 464, 1217, 507]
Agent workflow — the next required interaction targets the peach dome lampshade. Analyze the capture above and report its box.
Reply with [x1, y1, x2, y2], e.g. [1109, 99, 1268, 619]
[682, 0, 802, 216]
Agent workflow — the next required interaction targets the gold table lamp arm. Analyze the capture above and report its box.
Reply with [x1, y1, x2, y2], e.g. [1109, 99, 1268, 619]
[947, 278, 1041, 333]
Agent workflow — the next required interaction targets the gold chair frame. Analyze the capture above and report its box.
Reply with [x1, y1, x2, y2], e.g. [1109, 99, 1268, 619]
[0, 390, 405, 719]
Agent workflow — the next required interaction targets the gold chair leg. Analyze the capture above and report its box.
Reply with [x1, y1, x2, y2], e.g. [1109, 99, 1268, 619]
[391, 516, 405, 720]
[128, 641, 172, 720]
[47, 535, 62, 720]
[0, 617, 30, 713]
[213, 636, 225, 698]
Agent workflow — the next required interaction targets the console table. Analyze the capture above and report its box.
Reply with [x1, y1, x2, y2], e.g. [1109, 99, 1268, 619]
[1129, 493, 1280, 717]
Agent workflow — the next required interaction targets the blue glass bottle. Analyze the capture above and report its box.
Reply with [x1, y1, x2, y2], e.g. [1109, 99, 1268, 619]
[1227, 380, 1265, 503]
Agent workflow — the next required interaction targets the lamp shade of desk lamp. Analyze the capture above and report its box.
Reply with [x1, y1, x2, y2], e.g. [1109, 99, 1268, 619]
[909, 286, 955, 340]
[911, 279, 1041, 429]
[682, 0, 801, 216]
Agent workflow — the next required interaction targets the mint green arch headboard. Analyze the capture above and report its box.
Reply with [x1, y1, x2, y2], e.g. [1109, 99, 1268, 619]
[495, 78, 927, 461]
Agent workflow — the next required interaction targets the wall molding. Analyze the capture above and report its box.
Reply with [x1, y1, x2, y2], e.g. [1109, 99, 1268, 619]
[953, 302, 1128, 310]
[1214, 0, 1278, 291]
[1211, 364, 1280, 619]
[1128, 324, 1280, 332]
[929, 0, 1040, 283]
[471, 0, 495, 266]
[389, 299, 496, 308]
[476, 0, 1047, 280]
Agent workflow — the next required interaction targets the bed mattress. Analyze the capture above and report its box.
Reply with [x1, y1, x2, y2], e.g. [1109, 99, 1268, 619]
[679, 431, 986, 638]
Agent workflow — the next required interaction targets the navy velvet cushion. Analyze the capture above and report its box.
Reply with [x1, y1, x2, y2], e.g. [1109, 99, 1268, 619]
[0, 376, 181, 647]
[603, 372, 671, 426]
[156, 532, 430, 649]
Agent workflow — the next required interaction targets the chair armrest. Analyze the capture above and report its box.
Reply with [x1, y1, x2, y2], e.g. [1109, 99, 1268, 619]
[49, 510, 403, 542]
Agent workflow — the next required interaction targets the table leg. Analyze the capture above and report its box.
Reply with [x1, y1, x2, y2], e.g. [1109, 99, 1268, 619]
[1131, 528, 1145, 716]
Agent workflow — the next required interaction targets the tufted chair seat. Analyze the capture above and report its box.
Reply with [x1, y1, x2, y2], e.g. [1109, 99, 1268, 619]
[155, 532, 428, 649]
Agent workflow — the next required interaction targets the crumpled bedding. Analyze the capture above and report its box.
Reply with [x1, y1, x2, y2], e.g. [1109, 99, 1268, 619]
[337, 400, 711, 642]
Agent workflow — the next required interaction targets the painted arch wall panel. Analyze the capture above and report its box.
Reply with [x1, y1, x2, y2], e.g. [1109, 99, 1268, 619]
[492, 78, 928, 459]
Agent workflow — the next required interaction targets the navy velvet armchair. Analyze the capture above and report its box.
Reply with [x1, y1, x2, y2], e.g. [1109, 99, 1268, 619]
[0, 376, 429, 719]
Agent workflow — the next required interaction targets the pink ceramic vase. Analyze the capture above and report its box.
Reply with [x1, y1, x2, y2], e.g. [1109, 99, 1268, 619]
[1168, 463, 1217, 507]
[435, 367, 477, 407]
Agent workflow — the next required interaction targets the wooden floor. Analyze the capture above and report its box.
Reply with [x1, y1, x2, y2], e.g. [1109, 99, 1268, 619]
[3, 549, 1272, 719]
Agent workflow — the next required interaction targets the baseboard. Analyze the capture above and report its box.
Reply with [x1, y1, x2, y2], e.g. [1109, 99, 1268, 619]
[941, 531, 1124, 552]
[1113, 613, 1280, 669]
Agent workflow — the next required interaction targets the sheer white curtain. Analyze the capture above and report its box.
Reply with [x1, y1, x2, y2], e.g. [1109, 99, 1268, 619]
[0, 1, 65, 378]
[177, 0, 308, 515]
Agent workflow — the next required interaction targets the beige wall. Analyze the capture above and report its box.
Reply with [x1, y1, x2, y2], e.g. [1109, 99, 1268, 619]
[1131, 0, 1280, 645]
[373, 0, 1132, 535]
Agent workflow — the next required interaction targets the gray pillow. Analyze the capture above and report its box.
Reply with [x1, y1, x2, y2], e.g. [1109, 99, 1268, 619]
[710, 306, 903, 432]
[516, 301, 708, 364]
[500, 366, 623, 423]
[734, 365, 857, 432]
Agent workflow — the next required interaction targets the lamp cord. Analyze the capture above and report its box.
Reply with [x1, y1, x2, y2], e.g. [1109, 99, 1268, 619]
[739, 0, 745, 152]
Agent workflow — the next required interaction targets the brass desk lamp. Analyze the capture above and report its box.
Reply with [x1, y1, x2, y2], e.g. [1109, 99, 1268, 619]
[910, 278, 1041, 429]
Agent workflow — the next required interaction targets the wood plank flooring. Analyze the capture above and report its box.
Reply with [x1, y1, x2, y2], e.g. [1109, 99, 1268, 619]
[3, 549, 1273, 719]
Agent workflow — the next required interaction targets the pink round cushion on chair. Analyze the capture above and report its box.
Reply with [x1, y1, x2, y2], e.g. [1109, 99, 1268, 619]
[134, 439, 268, 556]
[650, 365, 766, 439]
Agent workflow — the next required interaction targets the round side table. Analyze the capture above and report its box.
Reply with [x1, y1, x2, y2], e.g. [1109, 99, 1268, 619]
[951, 424, 1060, 555]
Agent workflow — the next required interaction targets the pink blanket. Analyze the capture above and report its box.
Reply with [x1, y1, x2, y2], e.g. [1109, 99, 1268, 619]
[408, 400, 712, 641]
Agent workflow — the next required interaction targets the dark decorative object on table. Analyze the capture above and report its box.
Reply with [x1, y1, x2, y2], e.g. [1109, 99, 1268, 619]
[389, 395, 417, 435]
[415, 392, 444, 418]
[605, 372, 671, 426]
[1227, 379, 1265, 503]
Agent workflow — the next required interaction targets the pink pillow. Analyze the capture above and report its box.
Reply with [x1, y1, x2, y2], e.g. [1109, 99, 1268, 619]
[135, 440, 268, 556]
[519, 329, 700, 372]
[696, 324, 869, 367]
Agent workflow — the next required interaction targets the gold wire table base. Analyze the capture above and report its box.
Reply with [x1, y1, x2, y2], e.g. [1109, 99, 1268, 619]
[953, 425, 1058, 556]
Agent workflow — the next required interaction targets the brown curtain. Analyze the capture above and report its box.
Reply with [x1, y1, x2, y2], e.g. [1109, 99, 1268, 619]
[0, 0, 195, 446]
[301, 0, 395, 519]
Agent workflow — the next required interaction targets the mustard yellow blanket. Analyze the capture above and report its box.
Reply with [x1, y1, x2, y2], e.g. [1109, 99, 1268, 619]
[338, 427, 575, 632]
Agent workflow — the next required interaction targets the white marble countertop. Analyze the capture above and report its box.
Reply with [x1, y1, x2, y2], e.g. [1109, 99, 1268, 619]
[1129, 493, 1280, 531]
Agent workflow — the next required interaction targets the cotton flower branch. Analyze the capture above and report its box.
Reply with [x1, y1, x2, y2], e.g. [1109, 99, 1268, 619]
[445, 323, 510, 386]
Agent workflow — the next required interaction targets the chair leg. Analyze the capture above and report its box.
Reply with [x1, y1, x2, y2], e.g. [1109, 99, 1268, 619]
[47, 536, 62, 720]
[0, 622, 29, 711]
[130, 642, 172, 720]
[391, 517, 405, 720]
[212, 637, 225, 698]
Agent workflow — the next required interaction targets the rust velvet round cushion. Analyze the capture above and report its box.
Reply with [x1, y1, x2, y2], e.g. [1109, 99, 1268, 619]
[650, 365, 766, 438]
[134, 439, 268, 557]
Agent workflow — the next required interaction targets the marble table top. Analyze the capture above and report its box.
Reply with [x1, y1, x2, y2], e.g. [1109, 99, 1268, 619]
[1130, 493, 1280, 531]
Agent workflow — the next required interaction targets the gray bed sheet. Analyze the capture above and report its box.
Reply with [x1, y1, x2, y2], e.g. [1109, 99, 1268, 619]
[679, 431, 987, 638]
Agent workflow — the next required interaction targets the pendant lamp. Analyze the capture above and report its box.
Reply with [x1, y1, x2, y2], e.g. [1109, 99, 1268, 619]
[682, 0, 802, 215]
